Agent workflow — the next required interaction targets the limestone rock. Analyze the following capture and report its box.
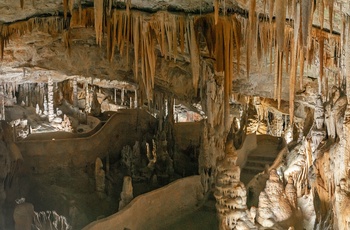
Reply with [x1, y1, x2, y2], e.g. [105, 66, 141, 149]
[119, 176, 133, 211]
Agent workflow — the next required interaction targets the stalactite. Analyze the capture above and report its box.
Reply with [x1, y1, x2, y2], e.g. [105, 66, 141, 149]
[274, 47, 278, 100]
[78, 0, 82, 24]
[20, 0, 24, 9]
[269, 27, 274, 73]
[63, 29, 71, 54]
[110, 10, 117, 61]
[117, 12, 123, 52]
[301, 0, 312, 48]
[214, 0, 219, 25]
[94, 0, 104, 46]
[278, 51, 283, 109]
[126, 1, 131, 67]
[318, 0, 324, 30]
[268, 0, 274, 24]
[275, 0, 286, 52]
[327, 0, 334, 33]
[63, 0, 68, 20]
[133, 14, 140, 81]
[289, 2, 300, 124]
[172, 16, 177, 62]
[106, 14, 112, 60]
[69, 0, 74, 14]
[247, 0, 256, 78]
[284, 30, 291, 73]
[299, 45, 304, 89]
[188, 17, 200, 92]
[319, 36, 324, 96]
[289, 39, 296, 124]
[179, 16, 185, 54]
[0, 37, 4, 60]
[232, 16, 241, 74]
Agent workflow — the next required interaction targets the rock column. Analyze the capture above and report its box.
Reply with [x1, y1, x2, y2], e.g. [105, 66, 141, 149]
[72, 77, 78, 108]
[47, 77, 55, 122]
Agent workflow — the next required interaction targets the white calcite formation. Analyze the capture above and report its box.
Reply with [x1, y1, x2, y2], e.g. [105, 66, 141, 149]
[33, 210, 71, 230]
[47, 76, 55, 122]
[256, 169, 294, 228]
[214, 140, 256, 230]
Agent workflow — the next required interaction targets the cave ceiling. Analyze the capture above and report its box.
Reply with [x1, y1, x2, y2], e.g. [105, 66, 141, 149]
[0, 0, 349, 105]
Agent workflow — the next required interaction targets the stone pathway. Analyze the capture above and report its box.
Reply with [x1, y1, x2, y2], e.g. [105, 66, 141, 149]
[241, 135, 283, 184]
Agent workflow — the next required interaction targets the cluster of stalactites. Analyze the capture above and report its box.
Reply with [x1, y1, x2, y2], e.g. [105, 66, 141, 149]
[249, 0, 339, 124]
[0, 16, 71, 59]
[4, 0, 342, 116]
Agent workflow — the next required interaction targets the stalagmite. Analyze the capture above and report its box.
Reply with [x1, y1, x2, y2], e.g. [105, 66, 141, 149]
[215, 135, 255, 229]
[48, 77, 55, 122]
[119, 176, 133, 210]
[85, 82, 90, 113]
[72, 77, 78, 108]
[256, 169, 293, 227]
[95, 157, 105, 197]
[121, 88, 125, 105]
[134, 89, 138, 108]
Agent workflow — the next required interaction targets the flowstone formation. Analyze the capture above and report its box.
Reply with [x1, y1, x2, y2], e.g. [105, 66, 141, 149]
[256, 169, 296, 228]
[311, 95, 326, 153]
